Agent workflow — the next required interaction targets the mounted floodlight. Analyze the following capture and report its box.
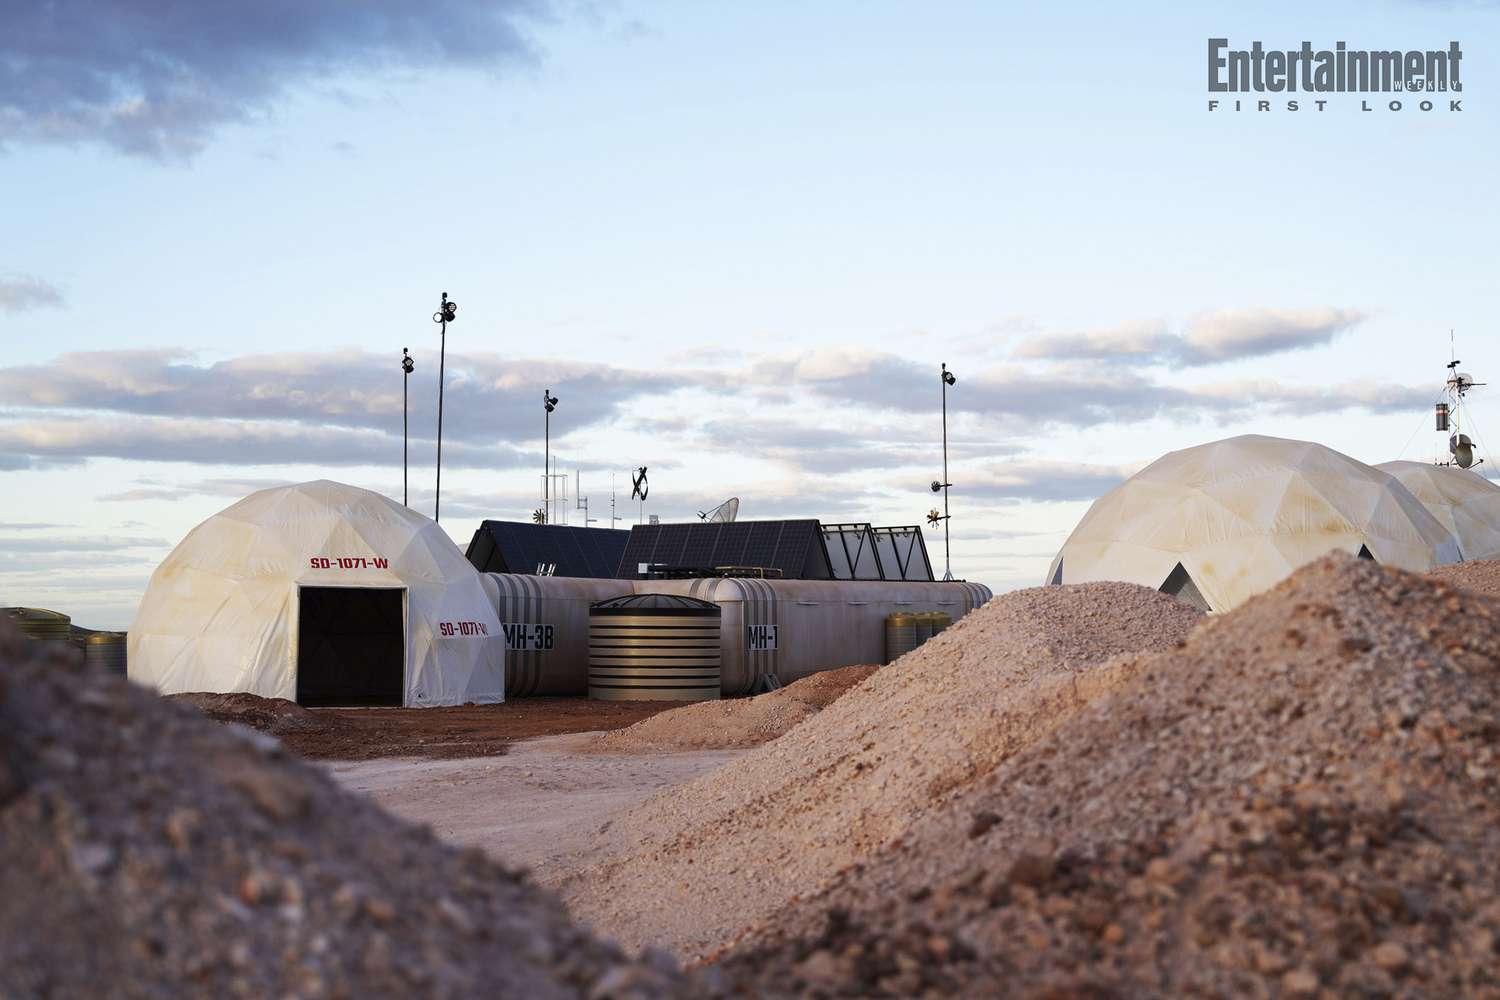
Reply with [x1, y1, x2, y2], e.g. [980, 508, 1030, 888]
[401, 347, 414, 375]
[543, 390, 559, 413]
[930, 480, 943, 493]
[942, 369, 956, 386]
[433, 295, 457, 324]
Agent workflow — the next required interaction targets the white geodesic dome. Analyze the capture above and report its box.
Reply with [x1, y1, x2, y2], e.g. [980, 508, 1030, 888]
[1045, 435, 1461, 612]
[129, 481, 504, 706]
[1376, 461, 1500, 562]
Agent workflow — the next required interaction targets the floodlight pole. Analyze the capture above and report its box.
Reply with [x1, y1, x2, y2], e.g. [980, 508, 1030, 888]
[542, 389, 558, 525]
[432, 292, 456, 524]
[401, 348, 414, 507]
[941, 362, 953, 581]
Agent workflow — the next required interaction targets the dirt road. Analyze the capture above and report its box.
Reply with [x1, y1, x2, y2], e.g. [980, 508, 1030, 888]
[326, 735, 745, 874]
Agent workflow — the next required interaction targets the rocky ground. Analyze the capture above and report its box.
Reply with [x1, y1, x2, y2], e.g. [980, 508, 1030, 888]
[0, 624, 706, 999]
[560, 581, 1205, 958]
[713, 555, 1500, 997]
[583, 664, 880, 753]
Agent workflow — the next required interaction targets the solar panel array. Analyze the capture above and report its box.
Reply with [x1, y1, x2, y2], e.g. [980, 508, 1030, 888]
[618, 520, 832, 579]
[821, 523, 884, 580]
[465, 521, 631, 579]
[870, 525, 934, 581]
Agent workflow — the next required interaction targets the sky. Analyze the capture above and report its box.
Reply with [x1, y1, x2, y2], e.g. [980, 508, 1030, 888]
[2, 0, 1498, 627]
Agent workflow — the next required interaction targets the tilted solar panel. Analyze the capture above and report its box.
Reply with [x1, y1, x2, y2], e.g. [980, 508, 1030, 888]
[464, 521, 630, 578]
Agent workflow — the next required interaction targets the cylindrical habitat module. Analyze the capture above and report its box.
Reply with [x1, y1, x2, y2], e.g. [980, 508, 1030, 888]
[4, 607, 72, 643]
[85, 631, 128, 675]
[884, 612, 919, 664]
[589, 594, 721, 701]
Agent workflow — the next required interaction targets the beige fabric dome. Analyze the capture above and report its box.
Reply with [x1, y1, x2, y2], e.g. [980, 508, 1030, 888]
[1376, 461, 1500, 561]
[1046, 435, 1461, 612]
[129, 481, 504, 707]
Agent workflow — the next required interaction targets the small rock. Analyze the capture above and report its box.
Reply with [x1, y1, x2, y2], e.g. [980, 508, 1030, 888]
[1007, 853, 1055, 889]
[968, 811, 1001, 839]
[1370, 941, 1409, 972]
[1282, 968, 1319, 995]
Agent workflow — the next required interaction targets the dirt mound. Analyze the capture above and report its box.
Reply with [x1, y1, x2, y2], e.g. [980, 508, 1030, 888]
[586, 665, 880, 753]
[558, 582, 1203, 958]
[1429, 557, 1500, 600]
[717, 555, 1500, 997]
[171, 691, 327, 735]
[0, 625, 703, 998]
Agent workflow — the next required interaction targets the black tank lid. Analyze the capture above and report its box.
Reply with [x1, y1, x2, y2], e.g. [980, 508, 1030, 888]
[590, 593, 721, 616]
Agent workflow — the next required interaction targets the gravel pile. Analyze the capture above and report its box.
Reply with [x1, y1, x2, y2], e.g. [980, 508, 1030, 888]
[0, 624, 702, 999]
[716, 554, 1500, 997]
[560, 582, 1203, 958]
[170, 692, 329, 735]
[1430, 558, 1500, 600]
[585, 665, 880, 753]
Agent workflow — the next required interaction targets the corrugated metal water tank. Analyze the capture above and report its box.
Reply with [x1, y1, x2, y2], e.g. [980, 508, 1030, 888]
[885, 612, 919, 663]
[85, 632, 128, 675]
[588, 594, 721, 701]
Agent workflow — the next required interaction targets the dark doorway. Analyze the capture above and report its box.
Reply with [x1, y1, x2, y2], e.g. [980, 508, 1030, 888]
[296, 587, 405, 707]
[1160, 562, 1211, 613]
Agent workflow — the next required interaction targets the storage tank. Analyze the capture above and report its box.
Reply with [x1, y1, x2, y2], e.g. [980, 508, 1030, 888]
[927, 610, 953, 637]
[4, 607, 72, 643]
[482, 574, 633, 696]
[885, 612, 919, 664]
[588, 594, 721, 701]
[85, 631, 128, 675]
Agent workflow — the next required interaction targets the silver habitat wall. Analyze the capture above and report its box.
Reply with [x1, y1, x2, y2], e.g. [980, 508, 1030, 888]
[483, 574, 992, 697]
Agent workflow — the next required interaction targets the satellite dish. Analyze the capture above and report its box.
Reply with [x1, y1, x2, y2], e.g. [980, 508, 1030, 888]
[1451, 433, 1477, 469]
[698, 497, 740, 523]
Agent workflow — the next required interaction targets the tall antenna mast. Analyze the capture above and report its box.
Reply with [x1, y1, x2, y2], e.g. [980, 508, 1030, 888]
[1436, 331, 1485, 469]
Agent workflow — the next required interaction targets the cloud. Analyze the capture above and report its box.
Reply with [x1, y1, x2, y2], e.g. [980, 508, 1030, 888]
[0, 275, 65, 312]
[97, 477, 297, 502]
[0, 348, 702, 448]
[0, 0, 547, 159]
[961, 460, 1138, 503]
[1013, 307, 1364, 367]
[0, 535, 167, 553]
[0, 522, 66, 531]
[0, 414, 532, 469]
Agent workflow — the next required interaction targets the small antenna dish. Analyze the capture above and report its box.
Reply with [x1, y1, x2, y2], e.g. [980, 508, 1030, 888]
[698, 497, 740, 523]
[1451, 433, 1477, 469]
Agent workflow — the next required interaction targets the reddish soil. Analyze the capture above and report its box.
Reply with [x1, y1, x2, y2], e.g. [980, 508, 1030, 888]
[171, 693, 681, 761]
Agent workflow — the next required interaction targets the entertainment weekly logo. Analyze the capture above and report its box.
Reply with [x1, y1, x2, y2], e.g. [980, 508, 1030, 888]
[1206, 39, 1465, 113]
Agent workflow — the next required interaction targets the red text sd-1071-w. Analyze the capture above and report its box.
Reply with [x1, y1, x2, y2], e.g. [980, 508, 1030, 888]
[308, 557, 390, 570]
